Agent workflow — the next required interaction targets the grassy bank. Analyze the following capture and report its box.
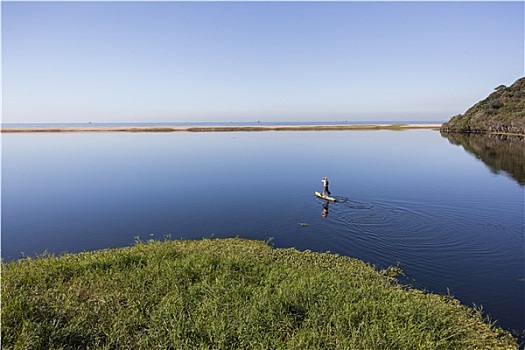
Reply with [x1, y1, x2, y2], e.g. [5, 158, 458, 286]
[184, 124, 416, 132]
[1, 123, 442, 133]
[1, 238, 517, 349]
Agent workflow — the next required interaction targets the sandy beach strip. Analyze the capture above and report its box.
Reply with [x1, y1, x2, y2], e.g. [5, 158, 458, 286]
[1, 124, 442, 133]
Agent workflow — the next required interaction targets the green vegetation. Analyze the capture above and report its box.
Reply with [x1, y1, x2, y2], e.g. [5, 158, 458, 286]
[2, 238, 517, 349]
[441, 77, 525, 134]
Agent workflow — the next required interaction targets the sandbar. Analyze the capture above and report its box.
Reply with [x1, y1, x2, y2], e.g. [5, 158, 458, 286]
[1, 124, 442, 133]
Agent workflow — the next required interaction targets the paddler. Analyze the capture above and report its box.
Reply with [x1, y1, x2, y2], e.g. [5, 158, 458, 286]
[322, 177, 331, 197]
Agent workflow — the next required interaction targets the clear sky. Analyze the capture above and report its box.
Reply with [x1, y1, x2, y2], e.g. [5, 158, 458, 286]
[2, 1, 524, 124]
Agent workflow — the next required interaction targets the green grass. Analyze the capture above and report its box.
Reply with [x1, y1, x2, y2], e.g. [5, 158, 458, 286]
[1, 238, 517, 349]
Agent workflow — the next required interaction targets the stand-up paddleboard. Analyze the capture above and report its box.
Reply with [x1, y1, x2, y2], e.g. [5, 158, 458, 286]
[314, 191, 336, 202]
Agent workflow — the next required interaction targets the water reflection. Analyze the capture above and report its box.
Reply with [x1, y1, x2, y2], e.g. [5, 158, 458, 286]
[321, 200, 330, 217]
[441, 132, 525, 186]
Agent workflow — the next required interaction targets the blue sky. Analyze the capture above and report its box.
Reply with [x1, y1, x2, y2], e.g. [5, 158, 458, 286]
[2, 1, 524, 123]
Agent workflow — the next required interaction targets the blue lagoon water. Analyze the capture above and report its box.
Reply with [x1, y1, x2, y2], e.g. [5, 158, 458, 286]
[2, 129, 524, 336]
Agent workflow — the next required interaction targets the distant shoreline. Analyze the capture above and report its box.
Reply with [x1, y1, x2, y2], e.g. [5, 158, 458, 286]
[1, 123, 442, 133]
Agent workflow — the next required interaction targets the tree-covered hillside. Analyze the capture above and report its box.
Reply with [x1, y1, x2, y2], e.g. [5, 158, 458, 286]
[441, 77, 525, 134]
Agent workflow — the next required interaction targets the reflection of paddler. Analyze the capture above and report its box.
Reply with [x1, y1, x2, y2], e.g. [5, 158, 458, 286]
[322, 200, 329, 217]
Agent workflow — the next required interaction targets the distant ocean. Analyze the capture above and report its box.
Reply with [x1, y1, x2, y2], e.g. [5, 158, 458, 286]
[1, 121, 444, 129]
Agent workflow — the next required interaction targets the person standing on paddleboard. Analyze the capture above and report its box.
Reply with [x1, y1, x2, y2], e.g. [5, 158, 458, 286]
[322, 177, 331, 197]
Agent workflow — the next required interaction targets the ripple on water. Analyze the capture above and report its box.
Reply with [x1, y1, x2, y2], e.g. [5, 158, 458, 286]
[315, 197, 522, 275]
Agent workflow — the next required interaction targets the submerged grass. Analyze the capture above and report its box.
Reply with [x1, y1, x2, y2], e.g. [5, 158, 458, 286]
[1, 238, 517, 349]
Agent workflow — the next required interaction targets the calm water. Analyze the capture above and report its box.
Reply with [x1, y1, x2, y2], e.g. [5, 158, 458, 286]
[2, 130, 524, 336]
